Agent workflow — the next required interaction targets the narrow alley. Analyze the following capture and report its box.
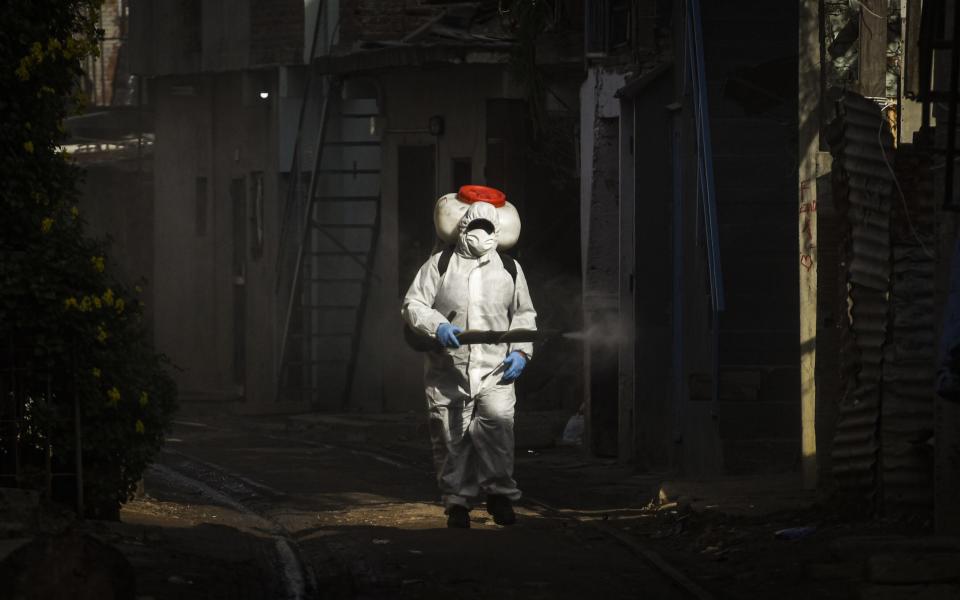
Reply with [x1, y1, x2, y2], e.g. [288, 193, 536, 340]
[122, 417, 684, 599]
[4, 0, 960, 598]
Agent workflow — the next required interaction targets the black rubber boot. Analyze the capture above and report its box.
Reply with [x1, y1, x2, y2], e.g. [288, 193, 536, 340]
[486, 495, 516, 526]
[446, 506, 470, 529]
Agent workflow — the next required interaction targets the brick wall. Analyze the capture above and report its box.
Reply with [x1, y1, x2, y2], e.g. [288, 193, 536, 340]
[339, 0, 440, 46]
[251, 0, 303, 65]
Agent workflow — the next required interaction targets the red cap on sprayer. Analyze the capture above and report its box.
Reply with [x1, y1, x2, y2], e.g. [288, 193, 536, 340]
[457, 185, 506, 208]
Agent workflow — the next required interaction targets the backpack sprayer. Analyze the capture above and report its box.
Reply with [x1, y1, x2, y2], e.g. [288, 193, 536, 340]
[403, 186, 569, 352]
[405, 320, 560, 352]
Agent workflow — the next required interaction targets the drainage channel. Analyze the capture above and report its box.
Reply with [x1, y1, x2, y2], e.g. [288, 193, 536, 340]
[148, 460, 316, 600]
[522, 497, 716, 600]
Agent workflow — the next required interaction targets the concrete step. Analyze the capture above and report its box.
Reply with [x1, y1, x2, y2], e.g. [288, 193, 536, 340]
[831, 536, 960, 560]
[857, 583, 960, 600]
[867, 553, 960, 585]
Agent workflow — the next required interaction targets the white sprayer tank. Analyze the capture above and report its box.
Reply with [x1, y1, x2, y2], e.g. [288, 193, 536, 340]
[433, 186, 520, 250]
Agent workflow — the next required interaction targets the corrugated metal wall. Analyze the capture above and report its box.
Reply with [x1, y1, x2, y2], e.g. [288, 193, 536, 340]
[827, 94, 936, 517]
[827, 93, 893, 507]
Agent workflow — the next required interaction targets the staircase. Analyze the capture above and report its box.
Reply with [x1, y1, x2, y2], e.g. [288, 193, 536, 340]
[276, 77, 382, 410]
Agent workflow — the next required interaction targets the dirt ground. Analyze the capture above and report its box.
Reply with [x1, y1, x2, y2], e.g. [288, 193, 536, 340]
[112, 418, 686, 599]
[61, 413, 947, 599]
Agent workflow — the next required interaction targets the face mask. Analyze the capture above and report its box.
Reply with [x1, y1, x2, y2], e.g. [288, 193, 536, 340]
[464, 229, 497, 257]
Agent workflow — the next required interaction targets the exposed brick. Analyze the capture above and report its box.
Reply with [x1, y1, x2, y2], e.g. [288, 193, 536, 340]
[250, 0, 303, 66]
[339, 0, 440, 46]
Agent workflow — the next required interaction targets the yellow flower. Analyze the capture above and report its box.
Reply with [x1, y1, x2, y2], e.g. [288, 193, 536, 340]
[40, 217, 53, 233]
[79, 296, 92, 312]
[23, 141, 34, 154]
[63, 297, 78, 310]
[15, 63, 29, 81]
[92, 367, 101, 379]
[106, 386, 120, 407]
[93, 296, 102, 309]
[63, 37, 78, 60]
[96, 325, 108, 344]
[139, 391, 149, 408]
[135, 419, 145, 434]
[115, 298, 125, 314]
[70, 206, 79, 218]
[90, 256, 105, 273]
[102, 288, 114, 306]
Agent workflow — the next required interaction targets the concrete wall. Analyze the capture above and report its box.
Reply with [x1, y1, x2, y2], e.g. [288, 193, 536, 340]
[152, 73, 279, 408]
[580, 67, 626, 457]
[201, 0, 252, 72]
[622, 68, 678, 471]
[584, 0, 800, 473]
[131, 0, 303, 76]
[79, 159, 154, 326]
[701, 1, 800, 474]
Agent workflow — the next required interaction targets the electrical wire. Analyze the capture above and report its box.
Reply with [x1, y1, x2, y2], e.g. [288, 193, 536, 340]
[850, 0, 886, 21]
[878, 102, 935, 259]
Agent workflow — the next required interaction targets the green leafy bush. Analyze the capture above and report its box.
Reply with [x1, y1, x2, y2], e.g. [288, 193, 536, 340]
[0, 1, 177, 518]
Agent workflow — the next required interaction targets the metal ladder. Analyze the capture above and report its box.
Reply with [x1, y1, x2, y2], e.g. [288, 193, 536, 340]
[276, 77, 382, 410]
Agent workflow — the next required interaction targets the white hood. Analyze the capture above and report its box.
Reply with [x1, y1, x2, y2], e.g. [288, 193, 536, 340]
[434, 193, 521, 250]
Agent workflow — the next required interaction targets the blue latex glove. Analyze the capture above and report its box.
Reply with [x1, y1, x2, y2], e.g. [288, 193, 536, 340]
[436, 323, 463, 348]
[500, 351, 527, 383]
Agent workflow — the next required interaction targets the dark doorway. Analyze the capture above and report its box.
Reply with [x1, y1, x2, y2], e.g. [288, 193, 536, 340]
[485, 99, 528, 212]
[631, 71, 675, 470]
[398, 145, 437, 294]
[590, 334, 619, 457]
[230, 177, 247, 388]
[451, 157, 472, 191]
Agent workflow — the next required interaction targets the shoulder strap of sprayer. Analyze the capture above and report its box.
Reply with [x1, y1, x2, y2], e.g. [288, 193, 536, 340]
[437, 248, 517, 285]
[438, 247, 454, 277]
[499, 252, 517, 283]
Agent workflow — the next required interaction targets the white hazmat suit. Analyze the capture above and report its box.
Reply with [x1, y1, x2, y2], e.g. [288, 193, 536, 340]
[402, 201, 537, 510]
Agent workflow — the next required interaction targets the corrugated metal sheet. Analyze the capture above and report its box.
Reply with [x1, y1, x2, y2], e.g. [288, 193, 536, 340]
[827, 93, 893, 508]
[881, 150, 936, 516]
[828, 94, 936, 517]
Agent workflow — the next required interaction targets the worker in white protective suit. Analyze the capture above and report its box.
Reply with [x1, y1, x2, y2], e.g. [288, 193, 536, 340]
[402, 200, 537, 528]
